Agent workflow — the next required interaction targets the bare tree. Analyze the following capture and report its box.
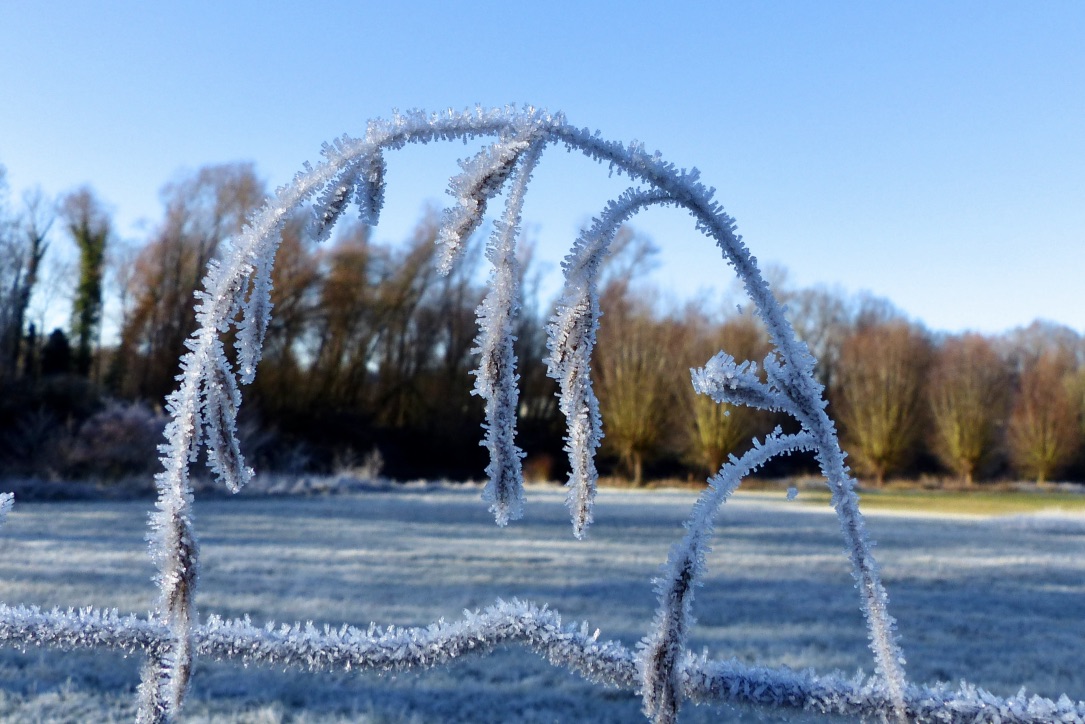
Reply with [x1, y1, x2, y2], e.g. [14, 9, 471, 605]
[781, 284, 851, 391]
[1007, 353, 1081, 483]
[595, 283, 681, 485]
[510, 238, 558, 429]
[0, 177, 53, 380]
[413, 223, 484, 434]
[834, 321, 931, 485]
[853, 292, 906, 331]
[1000, 320, 1083, 374]
[304, 212, 477, 431]
[928, 334, 1010, 485]
[683, 311, 772, 475]
[780, 284, 906, 394]
[370, 216, 443, 429]
[0, 167, 16, 380]
[1070, 367, 1085, 441]
[13, 191, 53, 375]
[306, 219, 379, 410]
[247, 213, 321, 411]
[101, 237, 141, 392]
[117, 163, 265, 400]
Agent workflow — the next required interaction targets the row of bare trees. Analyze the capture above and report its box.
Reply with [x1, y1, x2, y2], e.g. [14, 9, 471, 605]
[833, 321, 1084, 485]
[593, 276, 1085, 485]
[1, 162, 548, 481]
[1, 160, 1083, 485]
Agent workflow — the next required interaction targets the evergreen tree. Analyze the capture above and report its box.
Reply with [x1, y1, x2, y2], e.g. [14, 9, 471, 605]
[62, 187, 110, 378]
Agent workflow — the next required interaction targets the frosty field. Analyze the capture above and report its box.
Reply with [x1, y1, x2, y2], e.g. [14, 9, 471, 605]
[0, 484, 1082, 722]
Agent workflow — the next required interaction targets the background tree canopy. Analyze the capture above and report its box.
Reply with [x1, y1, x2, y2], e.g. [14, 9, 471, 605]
[0, 161, 1083, 486]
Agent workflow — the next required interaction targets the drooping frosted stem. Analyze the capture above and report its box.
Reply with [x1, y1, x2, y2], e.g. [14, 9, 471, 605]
[470, 138, 546, 525]
[638, 429, 815, 724]
[546, 187, 673, 537]
[123, 106, 911, 720]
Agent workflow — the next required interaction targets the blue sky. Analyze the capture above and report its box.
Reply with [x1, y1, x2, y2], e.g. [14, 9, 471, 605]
[1, 1, 1082, 334]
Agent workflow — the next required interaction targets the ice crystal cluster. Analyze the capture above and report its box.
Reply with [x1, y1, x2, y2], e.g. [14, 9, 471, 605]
[0, 106, 1082, 723]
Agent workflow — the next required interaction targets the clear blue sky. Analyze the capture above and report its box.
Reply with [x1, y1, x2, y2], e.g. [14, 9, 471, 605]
[1, 1, 1082, 334]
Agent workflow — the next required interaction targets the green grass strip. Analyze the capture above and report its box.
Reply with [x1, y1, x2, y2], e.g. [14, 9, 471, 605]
[749, 488, 1085, 517]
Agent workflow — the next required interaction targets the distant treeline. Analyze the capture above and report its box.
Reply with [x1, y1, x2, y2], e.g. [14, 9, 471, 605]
[1, 162, 1083, 486]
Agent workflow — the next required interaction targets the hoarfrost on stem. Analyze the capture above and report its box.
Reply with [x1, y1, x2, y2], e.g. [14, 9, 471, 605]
[128, 103, 911, 722]
[0, 601, 1078, 722]
[0, 493, 12, 528]
[638, 428, 816, 724]
[469, 138, 546, 525]
[545, 187, 674, 538]
[0, 105, 1074, 723]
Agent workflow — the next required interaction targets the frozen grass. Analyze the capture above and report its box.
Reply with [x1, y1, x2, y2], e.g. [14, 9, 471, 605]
[781, 488, 1085, 517]
[0, 484, 1082, 721]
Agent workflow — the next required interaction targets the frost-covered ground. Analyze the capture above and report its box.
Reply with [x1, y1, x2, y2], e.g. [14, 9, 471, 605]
[0, 483, 1082, 722]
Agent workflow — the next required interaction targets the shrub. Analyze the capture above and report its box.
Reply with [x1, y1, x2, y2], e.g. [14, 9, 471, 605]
[61, 401, 166, 482]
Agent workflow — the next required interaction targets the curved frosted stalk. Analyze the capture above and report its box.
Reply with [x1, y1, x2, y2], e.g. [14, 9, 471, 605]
[471, 139, 545, 525]
[0, 602, 1077, 722]
[545, 187, 673, 537]
[638, 430, 815, 723]
[115, 105, 915, 720]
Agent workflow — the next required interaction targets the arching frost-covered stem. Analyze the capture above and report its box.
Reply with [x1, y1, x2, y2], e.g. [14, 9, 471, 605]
[546, 187, 673, 537]
[471, 139, 545, 525]
[122, 105, 921, 721]
[638, 429, 815, 724]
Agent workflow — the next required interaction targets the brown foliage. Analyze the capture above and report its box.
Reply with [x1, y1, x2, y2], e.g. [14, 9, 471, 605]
[303, 213, 483, 430]
[928, 334, 1010, 484]
[594, 284, 683, 485]
[834, 321, 931, 485]
[682, 312, 773, 475]
[1007, 353, 1081, 483]
[246, 215, 322, 411]
[115, 163, 265, 401]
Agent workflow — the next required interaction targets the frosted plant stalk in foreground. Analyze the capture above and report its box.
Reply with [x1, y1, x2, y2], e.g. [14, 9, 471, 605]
[638, 428, 816, 724]
[545, 187, 674, 537]
[0, 106, 1079, 723]
[469, 136, 545, 525]
[0, 601, 1080, 722]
